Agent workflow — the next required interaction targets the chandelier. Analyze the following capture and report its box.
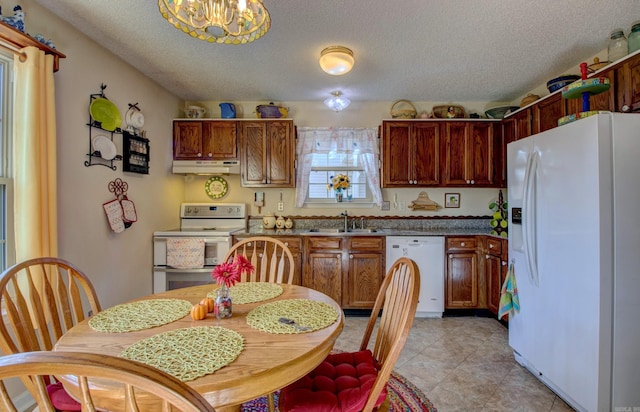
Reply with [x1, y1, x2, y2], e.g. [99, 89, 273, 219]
[158, 0, 270, 44]
[324, 91, 351, 112]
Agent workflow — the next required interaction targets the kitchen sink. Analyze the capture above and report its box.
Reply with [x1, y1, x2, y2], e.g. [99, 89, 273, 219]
[306, 228, 381, 233]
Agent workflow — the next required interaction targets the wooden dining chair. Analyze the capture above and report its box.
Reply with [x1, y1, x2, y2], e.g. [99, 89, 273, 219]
[278, 257, 420, 412]
[0, 351, 215, 412]
[0, 257, 102, 410]
[224, 236, 295, 284]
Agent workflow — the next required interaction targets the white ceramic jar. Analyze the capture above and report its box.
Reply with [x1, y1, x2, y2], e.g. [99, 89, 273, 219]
[263, 213, 276, 229]
[276, 216, 286, 229]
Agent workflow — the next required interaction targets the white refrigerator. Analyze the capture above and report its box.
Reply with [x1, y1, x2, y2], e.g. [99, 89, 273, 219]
[507, 113, 640, 412]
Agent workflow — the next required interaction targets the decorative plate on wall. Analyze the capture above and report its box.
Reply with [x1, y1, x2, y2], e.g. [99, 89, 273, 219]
[205, 176, 228, 199]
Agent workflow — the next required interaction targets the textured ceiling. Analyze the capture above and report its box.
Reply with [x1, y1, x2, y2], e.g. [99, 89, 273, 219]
[34, 0, 640, 104]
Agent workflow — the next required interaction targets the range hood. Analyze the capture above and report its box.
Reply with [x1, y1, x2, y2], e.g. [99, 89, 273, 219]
[172, 159, 241, 175]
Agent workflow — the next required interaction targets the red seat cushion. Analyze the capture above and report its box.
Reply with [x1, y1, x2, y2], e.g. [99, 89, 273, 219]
[46, 382, 82, 411]
[279, 349, 387, 412]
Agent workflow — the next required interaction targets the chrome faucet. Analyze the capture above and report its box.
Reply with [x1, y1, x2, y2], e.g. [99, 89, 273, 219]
[360, 217, 366, 229]
[340, 210, 348, 232]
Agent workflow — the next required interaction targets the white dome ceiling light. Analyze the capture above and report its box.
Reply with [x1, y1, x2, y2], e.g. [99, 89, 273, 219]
[319, 46, 354, 75]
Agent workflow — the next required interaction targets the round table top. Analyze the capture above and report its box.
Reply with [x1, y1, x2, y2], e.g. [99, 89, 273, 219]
[54, 284, 344, 411]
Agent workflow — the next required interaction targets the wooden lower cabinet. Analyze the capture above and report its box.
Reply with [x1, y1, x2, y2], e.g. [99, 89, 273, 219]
[483, 237, 507, 315]
[445, 236, 480, 308]
[231, 235, 303, 285]
[304, 236, 384, 309]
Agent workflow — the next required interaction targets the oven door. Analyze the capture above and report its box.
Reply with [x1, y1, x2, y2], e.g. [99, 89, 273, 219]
[153, 235, 230, 293]
[153, 268, 215, 294]
[153, 236, 230, 267]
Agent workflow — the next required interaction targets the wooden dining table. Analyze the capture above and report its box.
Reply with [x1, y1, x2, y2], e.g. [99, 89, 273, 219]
[53, 283, 344, 411]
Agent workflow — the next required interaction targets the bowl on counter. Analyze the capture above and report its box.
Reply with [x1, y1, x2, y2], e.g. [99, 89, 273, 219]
[546, 75, 581, 93]
[484, 106, 519, 119]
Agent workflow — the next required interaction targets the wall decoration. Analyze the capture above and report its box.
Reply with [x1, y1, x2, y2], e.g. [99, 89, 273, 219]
[205, 176, 228, 199]
[445, 193, 460, 208]
[408, 191, 440, 211]
[103, 178, 137, 233]
[489, 190, 508, 238]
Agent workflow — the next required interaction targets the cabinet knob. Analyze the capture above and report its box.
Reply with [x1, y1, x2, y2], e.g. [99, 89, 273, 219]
[208, 152, 213, 157]
[485, 254, 489, 259]
[470, 180, 475, 184]
[502, 261, 507, 266]
[197, 152, 202, 157]
[284, 242, 289, 246]
[489, 244, 494, 248]
[461, 242, 465, 246]
[622, 105, 630, 112]
[349, 254, 353, 259]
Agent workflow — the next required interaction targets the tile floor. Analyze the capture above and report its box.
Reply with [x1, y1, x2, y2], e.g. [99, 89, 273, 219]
[334, 315, 576, 412]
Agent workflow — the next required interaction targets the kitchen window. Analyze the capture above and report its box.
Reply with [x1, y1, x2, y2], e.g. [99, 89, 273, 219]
[296, 128, 382, 207]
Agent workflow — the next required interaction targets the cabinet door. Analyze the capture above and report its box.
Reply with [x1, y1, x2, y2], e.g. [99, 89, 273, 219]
[441, 122, 468, 185]
[382, 122, 412, 186]
[279, 237, 302, 286]
[412, 122, 440, 185]
[485, 252, 502, 314]
[512, 109, 532, 140]
[173, 121, 204, 159]
[266, 121, 294, 186]
[533, 93, 567, 135]
[203, 121, 237, 159]
[616, 53, 640, 113]
[240, 122, 268, 185]
[304, 252, 343, 305]
[468, 122, 494, 186]
[446, 252, 478, 308]
[345, 252, 383, 308]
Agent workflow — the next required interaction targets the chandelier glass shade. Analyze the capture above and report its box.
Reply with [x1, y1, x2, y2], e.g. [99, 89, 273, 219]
[324, 91, 351, 112]
[158, 0, 270, 44]
[319, 46, 354, 75]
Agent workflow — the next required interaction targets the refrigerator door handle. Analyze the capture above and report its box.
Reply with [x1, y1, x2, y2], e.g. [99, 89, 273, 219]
[523, 151, 540, 286]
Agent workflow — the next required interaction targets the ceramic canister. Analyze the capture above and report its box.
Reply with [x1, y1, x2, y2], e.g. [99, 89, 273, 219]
[263, 214, 276, 229]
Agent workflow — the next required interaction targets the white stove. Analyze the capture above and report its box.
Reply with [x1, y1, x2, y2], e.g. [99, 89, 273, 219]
[152, 203, 247, 293]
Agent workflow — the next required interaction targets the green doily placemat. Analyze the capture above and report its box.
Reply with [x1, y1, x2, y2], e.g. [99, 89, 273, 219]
[88, 299, 193, 333]
[120, 326, 244, 382]
[207, 282, 284, 305]
[246, 299, 339, 334]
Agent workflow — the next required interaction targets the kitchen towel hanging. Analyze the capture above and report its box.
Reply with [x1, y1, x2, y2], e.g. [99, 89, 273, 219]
[166, 238, 205, 269]
[498, 261, 520, 320]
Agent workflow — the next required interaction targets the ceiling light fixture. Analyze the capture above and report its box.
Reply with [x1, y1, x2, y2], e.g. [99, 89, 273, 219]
[158, 0, 270, 44]
[324, 91, 351, 112]
[319, 46, 354, 75]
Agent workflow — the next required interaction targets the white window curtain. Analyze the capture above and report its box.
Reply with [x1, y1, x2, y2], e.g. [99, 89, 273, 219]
[295, 127, 382, 207]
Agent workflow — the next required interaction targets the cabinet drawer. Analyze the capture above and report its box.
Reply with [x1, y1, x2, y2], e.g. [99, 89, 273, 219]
[486, 238, 502, 255]
[446, 236, 477, 251]
[277, 237, 302, 253]
[348, 237, 384, 251]
[307, 237, 342, 250]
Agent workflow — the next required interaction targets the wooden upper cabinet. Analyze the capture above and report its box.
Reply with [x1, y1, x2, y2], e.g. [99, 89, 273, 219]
[533, 93, 567, 134]
[173, 120, 237, 160]
[442, 121, 497, 187]
[203, 121, 237, 159]
[239, 120, 294, 187]
[173, 121, 203, 159]
[616, 53, 640, 113]
[381, 121, 440, 187]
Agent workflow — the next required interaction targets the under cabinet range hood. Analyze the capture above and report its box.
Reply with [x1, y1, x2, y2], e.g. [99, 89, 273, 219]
[172, 159, 241, 175]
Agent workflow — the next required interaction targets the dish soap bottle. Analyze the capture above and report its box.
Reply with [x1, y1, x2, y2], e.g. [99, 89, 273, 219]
[608, 28, 628, 63]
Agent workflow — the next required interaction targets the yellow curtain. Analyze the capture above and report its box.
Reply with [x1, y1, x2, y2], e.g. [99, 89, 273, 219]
[13, 46, 58, 262]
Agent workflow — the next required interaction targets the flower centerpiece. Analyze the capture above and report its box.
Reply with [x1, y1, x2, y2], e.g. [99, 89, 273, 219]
[211, 255, 254, 318]
[328, 173, 350, 202]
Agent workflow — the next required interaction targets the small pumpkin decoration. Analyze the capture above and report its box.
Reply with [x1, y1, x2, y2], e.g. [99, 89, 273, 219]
[200, 297, 215, 313]
[190, 303, 207, 320]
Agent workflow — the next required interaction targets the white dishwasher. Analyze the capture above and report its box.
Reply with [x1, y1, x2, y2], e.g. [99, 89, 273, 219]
[386, 236, 445, 318]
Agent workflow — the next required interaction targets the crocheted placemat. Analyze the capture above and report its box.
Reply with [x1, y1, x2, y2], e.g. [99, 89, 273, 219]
[246, 299, 339, 334]
[119, 326, 244, 382]
[207, 282, 284, 305]
[88, 299, 193, 333]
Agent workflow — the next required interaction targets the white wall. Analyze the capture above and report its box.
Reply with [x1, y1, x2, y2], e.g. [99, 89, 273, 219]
[18, 0, 184, 308]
